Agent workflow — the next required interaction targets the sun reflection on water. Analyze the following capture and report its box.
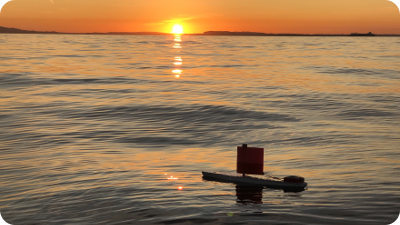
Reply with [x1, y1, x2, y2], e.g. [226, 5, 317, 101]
[172, 34, 183, 79]
[167, 175, 179, 180]
[173, 43, 182, 49]
[174, 35, 182, 42]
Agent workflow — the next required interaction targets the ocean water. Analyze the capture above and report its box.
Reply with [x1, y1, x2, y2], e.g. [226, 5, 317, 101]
[0, 33, 399, 225]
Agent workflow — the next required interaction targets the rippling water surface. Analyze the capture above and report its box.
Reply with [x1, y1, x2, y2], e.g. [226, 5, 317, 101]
[1, 34, 399, 224]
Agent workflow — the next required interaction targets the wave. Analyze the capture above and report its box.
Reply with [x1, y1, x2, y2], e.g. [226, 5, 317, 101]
[42, 104, 299, 146]
[63, 104, 299, 123]
[337, 108, 397, 120]
[0, 73, 142, 87]
[314, 66, 399, 79]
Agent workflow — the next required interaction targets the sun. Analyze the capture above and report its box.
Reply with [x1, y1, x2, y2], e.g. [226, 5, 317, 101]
[0, 0, 13, 13]
[172, 24, 184, 34]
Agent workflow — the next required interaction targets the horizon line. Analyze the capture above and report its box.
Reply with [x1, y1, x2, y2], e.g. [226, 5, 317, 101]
[1, 25, 400, 36]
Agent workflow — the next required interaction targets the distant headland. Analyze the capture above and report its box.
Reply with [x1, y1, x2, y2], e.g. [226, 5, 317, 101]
[349, 32, 375, 36]
[201, 31, 383, 37]
[1, 26, 399, 36]
[0, 26, 164, 35]
[0, 26, 58, 34]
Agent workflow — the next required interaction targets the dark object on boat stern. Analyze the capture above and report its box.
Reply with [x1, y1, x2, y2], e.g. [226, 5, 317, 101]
[284, 176, 305, 183]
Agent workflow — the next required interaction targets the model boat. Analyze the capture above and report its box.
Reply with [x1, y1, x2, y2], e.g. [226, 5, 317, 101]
[202, 144, 307, 192]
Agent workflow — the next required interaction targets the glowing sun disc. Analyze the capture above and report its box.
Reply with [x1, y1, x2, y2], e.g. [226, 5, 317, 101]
[388, 0, 400, 13]
[0, 0, 13, 13]
[172, 24, 184, 34]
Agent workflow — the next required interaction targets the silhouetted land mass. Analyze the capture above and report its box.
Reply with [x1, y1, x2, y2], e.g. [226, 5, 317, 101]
[0, 26, 57, 34]
[1, 26, 399, 36]
[202, 31, 385, 36]
[0, 26, 163, 35]
[86, 32, 165, 35]
[203, 31, 269, 36]
[350, 32, 375, 36]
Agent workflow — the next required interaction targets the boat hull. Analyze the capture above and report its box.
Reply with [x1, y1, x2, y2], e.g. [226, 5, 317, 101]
[202, 171, 307, 191]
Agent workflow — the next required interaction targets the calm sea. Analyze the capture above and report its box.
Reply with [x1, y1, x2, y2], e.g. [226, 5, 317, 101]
[0, 34, 399, 225]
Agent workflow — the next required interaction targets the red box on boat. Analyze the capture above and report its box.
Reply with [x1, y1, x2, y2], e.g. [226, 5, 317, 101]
[237, 144, 264, 175]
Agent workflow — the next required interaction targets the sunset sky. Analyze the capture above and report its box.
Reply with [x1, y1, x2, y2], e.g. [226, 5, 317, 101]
[0, 0, 399, 34]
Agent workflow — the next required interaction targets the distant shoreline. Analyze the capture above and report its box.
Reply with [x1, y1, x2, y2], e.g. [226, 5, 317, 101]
[1, 26, 399, 36]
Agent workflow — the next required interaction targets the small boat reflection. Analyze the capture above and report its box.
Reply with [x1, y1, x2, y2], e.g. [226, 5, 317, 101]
[236, 185, 263, 204]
